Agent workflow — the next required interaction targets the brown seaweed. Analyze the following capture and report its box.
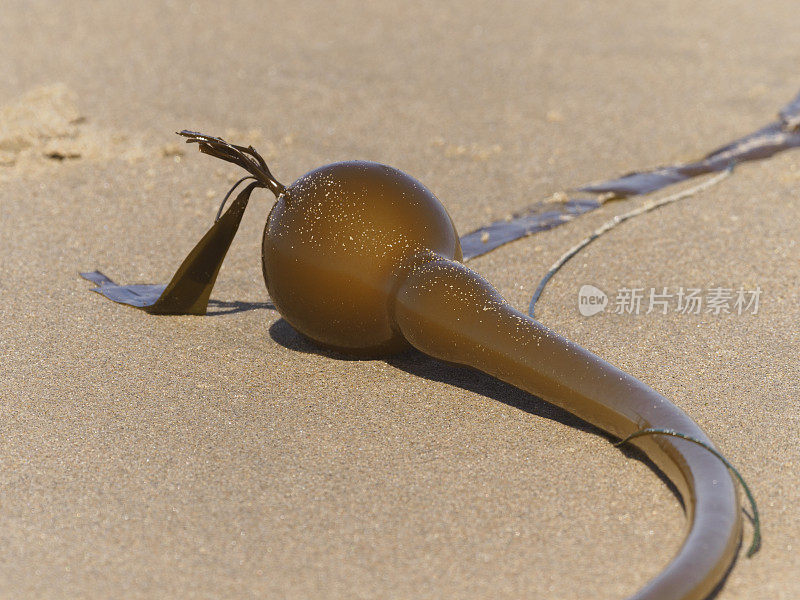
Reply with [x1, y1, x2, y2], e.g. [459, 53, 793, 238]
[460, 88, 800, 259]
[84, 136, 755, 599]
[81, 180, 259, 314]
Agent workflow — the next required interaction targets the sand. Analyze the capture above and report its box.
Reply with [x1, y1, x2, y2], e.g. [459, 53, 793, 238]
[1, 1, 798, 598]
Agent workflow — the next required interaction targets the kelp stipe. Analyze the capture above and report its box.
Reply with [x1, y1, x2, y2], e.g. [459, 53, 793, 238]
[84, 132, 750, 600]
[259, 155, 744, 600]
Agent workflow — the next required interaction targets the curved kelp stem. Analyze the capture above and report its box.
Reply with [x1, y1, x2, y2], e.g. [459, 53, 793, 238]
[215, 175, 259, 221]
[393, 253, 742, 600]
[616, 428, 760, 558]
[85, 133, 752, 599]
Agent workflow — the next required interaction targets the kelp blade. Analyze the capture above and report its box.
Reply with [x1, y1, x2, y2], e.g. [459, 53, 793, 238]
[81, 181, 259, 315]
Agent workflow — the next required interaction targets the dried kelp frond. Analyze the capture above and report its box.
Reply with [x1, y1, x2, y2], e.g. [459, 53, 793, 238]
[178, 130, 285, 196]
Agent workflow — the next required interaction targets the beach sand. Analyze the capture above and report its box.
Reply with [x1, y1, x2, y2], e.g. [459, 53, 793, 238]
[1, 2, 798, 598]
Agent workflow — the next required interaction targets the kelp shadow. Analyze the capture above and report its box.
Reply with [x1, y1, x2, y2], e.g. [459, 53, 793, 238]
[268, 317, 682, 507]
[701, 546, 742, 600]
[206, 298, 275, 316]
[268, 318, 380, 362]
[388, 347, 684, 510]
[265, 318, 757, 594]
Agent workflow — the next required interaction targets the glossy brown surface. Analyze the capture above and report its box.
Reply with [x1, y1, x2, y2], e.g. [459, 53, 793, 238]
[393, 255, 741, 600]
[260, 160, 742, 600]
[85, 135, 743, 600]
[262, 161, 461, 355]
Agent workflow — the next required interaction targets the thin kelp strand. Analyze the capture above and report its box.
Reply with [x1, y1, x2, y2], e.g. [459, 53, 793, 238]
[615, 428, 760, 558]
[528, 167, 733, 318]
[215, 176, 259, 222]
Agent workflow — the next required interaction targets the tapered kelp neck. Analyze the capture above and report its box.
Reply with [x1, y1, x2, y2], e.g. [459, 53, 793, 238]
[392, 254, 741, 600]
[84, 127, 750, 599]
